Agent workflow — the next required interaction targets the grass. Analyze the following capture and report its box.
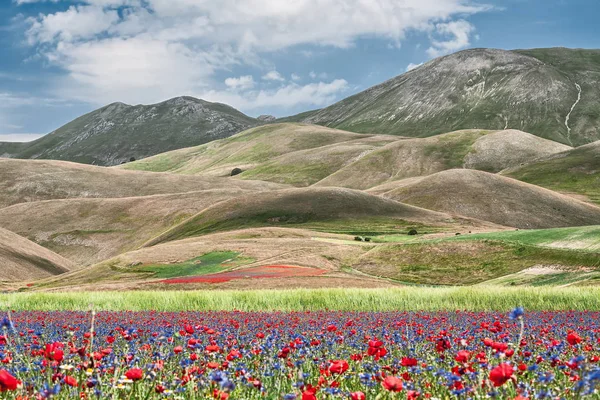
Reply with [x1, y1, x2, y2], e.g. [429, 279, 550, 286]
[482, 270, 600, 287]
[352, 240, 600, 285]
[2, 287, 600, 311]
[449, 226, 600, 251]
[133, 251, 252, 279]
[240, 162, 334, 186]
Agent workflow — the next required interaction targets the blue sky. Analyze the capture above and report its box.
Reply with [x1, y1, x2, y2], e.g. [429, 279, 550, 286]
[0, 0, 599, 142]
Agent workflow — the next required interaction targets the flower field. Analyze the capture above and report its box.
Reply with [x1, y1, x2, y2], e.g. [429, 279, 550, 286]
[1, 309, 600, 399]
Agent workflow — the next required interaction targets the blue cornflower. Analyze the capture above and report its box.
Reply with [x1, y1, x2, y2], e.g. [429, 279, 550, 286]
[509, 307, 525, 320]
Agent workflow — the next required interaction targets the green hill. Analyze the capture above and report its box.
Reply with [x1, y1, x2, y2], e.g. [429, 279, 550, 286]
[315, 129, 569, 190]
[503, 141, 600, 204]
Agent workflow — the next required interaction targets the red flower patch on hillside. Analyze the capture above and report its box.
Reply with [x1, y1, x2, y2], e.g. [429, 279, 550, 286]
[161, 265, 326, 284]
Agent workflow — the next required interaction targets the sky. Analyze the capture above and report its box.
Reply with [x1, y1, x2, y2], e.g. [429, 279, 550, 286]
[0, 0, 599, 142]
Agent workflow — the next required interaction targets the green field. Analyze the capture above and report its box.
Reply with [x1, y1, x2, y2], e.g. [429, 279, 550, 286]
[133, 251, 253, 278]
[2, 287, 600, 311]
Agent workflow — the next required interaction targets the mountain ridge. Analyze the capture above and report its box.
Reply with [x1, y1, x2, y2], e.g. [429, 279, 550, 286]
[300, 47, 600, 146]
[0, 96, 262, 166]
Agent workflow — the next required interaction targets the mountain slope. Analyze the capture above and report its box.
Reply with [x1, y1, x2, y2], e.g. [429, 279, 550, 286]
[0, 159, 284, 209]
[370, 169, 600, 229]
[303, 48, 600, 145]
[503, 140, 600, 204]
[0, 227, 74, 282]
[0, 97, 260, 166]
[315, 129, 569, 190]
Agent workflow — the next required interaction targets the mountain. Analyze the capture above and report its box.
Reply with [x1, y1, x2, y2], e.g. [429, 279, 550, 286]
[0, 97, 260, 166]
[301, 48, 600, 146]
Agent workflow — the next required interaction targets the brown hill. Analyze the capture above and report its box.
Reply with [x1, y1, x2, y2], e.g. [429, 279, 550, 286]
[0, 227, 74, 282]
[370, 169, 600, 229]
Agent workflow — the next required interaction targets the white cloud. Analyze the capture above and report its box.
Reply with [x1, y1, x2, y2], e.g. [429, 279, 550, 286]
[21, 0, 490, 108]
[426, 19, 475, 58]
[262, 71, 285, 82]
[224, 75, 255, 90]
[204, 79, 349, 110]
[48, 37, 217, 104]
[406, 62, 423, 72]
[26, 5, 119, 44]
[291, 73, 301, 81]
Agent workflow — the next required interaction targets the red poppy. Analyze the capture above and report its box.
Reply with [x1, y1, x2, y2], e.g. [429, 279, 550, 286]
[0, 370, 19, 392]
[125, 368, 144, 381]
[382, 376, 403, 392]
[401, 357, 418, 367]
[44, 342, 64, 363]
[567, 332, 583, 346]
[350, 391, 366, 400]
[455, 350, 471, 363]
[302, 384, 318, 400]
[328, 360, 349, 374]
[489, 363, 514, 387]
[64, 375, 78, 387]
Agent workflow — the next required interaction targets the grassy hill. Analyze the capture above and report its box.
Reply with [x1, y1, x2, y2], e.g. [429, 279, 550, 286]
[369, 169, 600, 229]
[120, 123, 398, 177]
[0, 159, 284, 209]
[451, 225, 600, 252]
[0, 227, 74, 282]
[0, 189, 254, 266]
[123, 124, 570, 189]
[503, 141, 600, 204]
[144, 187, 497, 246]
[0, 97, 260, 166]
[315, 129, 569, 189]
[301, 48, 600, 145]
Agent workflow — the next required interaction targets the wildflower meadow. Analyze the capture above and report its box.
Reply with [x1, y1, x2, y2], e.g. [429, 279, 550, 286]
[1, 308, 600, 399]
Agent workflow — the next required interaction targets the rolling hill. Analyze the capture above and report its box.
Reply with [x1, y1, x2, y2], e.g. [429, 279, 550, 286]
[120, 123, 399, 177]
[122, 124, 570, 189]
[314, 129, 570, 190]
[302, 48, 600, 145]
[0, 158, 284, 209]
[369, 169, 600, 229]
[144, 187, 500, 247]
[0, 227, 74, 282]
[503, 141, 600, 204]
[0, 189, 261, 266]
[0, 97, 260, 166]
